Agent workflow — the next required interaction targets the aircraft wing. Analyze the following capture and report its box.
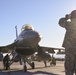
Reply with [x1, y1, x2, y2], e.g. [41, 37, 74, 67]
[0, 41, 18, 52]
[39, 46, 65, 53]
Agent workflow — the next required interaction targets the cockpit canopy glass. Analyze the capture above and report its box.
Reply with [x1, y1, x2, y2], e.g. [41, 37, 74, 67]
[21, 24, 34, 31]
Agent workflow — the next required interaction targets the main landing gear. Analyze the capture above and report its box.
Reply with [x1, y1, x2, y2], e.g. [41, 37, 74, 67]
[31, 62, 35, 69]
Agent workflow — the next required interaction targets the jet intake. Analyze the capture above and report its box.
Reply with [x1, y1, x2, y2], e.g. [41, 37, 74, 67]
[15, 47, 35, 56]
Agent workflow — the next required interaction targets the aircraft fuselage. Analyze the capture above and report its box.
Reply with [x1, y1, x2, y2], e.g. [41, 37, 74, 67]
[14, 29, 42, 56]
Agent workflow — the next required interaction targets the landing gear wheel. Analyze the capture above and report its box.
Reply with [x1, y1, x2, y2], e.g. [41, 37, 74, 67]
[54, 62, 56, 66]
[24, 65, 27, 72]
[50, 61, 56, 66]
[50, 62, 52, 66]
[6, 66, 9, 70]
[31, 62, 35, 69]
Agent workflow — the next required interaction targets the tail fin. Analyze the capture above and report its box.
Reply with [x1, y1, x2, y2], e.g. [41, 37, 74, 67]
[15, 25, 18, 38]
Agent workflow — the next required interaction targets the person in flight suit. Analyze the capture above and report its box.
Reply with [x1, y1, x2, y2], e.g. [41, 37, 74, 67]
[58, 10, 76, 75]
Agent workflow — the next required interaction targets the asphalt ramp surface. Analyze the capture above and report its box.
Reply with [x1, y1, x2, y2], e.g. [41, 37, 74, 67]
[0, 61, 65, 75]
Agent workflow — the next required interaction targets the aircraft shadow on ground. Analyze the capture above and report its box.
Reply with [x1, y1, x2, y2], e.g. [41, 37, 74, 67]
[0, 65, 62, 75]
[0, 65, 53, 71]
[28, 65, 56, 70]
[0, 70, 59, 75]
[29, 71, 59, 75]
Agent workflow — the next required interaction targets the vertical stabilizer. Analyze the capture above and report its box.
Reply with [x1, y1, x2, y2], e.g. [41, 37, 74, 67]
[15, 25, 18, 38]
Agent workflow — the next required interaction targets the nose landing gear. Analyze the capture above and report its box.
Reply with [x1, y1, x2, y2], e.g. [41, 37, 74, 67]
[23, 58, 35, 72]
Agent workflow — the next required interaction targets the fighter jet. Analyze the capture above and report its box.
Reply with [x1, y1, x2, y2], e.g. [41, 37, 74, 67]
[0, 24, 64, 72]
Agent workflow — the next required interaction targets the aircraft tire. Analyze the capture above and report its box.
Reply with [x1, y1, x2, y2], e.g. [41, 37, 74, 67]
[50, 62, 52, 66]
[31, 62, 35, 69]
[24, 65, 27, 72]
[54, 62, 56, 66]
[50, 61, 56, 66]
[6, 66, 10, 70]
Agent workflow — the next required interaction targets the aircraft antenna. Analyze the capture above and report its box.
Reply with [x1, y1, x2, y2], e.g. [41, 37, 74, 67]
[15, 25, 18, 38]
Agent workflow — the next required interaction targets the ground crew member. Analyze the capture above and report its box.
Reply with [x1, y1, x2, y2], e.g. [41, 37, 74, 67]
[3, 54, 10, 70]
[50, 54, 56, 66]
[58, 10, 76, 75]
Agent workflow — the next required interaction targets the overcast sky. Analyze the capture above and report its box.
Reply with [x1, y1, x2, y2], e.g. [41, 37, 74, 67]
[0, 0, 76, 48]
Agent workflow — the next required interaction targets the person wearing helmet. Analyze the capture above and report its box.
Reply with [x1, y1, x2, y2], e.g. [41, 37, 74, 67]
[58, 10, 76, 75]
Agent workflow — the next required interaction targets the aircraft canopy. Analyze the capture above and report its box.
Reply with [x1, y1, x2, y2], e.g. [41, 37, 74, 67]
[21, 24, 34, 31]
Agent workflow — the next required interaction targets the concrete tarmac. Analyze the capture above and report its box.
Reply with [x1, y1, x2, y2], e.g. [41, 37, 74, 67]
[0, 61, 65, 75]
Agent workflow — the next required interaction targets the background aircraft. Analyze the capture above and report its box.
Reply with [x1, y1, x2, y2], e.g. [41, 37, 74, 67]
[0, 24, 64, 72]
